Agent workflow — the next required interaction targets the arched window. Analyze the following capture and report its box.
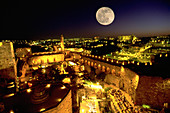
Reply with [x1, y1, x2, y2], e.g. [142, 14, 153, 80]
[81, 59, 84, 63]
[85, 60, 87, 64]
[106, 67, 110, 73]
[102, 66, 105, 72]
[88, 61, 90, 65]
[94, 63, 97, 68]
[41, 59, 44, 64]
[47, 59, 49, 63]
[98, 64, 101, 69]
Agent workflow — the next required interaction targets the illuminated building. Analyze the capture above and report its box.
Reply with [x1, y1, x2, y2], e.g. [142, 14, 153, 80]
[60, 34, 65, 52]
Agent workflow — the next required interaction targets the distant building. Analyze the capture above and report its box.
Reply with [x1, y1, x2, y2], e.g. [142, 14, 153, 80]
[118, 35, 132, 43]
[0, 42, 17, 79]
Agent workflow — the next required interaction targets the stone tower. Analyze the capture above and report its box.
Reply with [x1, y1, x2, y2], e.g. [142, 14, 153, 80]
[60, 34, 65, 52]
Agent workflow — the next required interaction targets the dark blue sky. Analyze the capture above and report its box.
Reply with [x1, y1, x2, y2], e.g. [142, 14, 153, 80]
[2, 0, 170, 39]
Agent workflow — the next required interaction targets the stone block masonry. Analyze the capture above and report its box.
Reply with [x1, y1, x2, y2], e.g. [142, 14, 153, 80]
[0, 42, 17, 79]
[44, 90, 72, 113]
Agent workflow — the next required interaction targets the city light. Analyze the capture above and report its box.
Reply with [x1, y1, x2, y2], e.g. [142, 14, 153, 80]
[27, 88, 31, 93]
[90, 84, 102, 89]
[150, 62, 152, 65]
[121, 66, 125, 73]
[10, 110, 14, 113]
[41, 65, 46, 68]
[62, 77, 71, 83]
[27, 49, 31, 52]
[56, 98, 62, 102]
[4, 93, 15, 98]
[7, 84, 15, 88]
[142, 104, 150, 109]
[160, 54, 162, 57]
[0, 35, 169, 113]
[69, 61, 77, 66]
[40, 108, 46, 112]
[42, 69, 46, 73]
[28, 83, 32, 87]
[9, 82, 14, 84]
[82, 109, 85, 112]
[61, 85, 66, 89]
[165, 54, 168, 57]
[45, 84, 51, 88]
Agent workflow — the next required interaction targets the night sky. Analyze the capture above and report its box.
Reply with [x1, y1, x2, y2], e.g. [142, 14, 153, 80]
[2, 0, 170, 40]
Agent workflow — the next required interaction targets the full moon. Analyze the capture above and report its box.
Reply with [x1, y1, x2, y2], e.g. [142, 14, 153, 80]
[96, 7, 115, 25]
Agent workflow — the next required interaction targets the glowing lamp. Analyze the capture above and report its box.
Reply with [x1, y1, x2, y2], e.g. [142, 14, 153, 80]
[45, 84, 51, 88]
[28, 83, 32, 87]
[10, 110, 14, 113]
[57, 98, 62, 102]
[61, 86, 66, 89]
[27, 88, 31, 93]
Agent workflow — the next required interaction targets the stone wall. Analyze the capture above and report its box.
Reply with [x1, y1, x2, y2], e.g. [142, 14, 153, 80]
[44, 90, 72, 113]
[0, 42, 17, 79]
[136, 76, 170, 110]
[81, 56, 139, 101]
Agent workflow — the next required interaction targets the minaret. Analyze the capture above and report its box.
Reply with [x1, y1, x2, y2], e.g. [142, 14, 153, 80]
[60, 34, 65, 52]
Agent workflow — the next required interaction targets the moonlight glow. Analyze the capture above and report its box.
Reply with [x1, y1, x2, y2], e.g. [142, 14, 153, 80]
[96, 7, 115, 25]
